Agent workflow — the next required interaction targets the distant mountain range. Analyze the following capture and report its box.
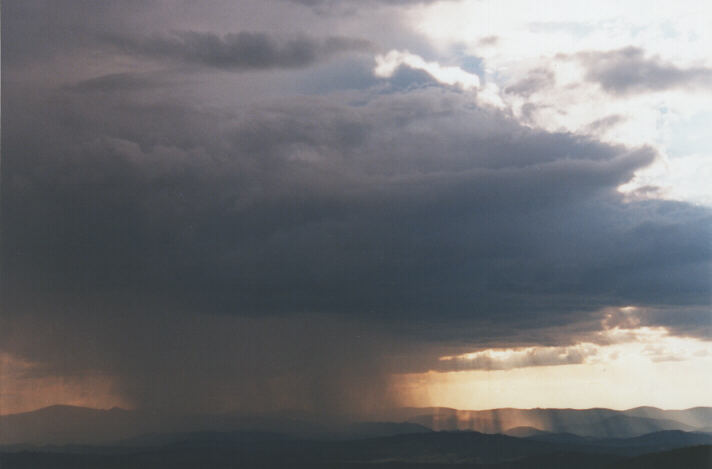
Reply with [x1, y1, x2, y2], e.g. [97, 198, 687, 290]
[2, 405, 712, 468]
[2, 405, 711, 446]
[384, 406, 712, 437]
[0, 405, 433, 446]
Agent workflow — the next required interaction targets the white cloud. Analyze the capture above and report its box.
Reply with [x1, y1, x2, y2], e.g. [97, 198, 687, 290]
[374, 49, 481, 89]
[619, 153, 712, 206]
[403, 0, 712, 206]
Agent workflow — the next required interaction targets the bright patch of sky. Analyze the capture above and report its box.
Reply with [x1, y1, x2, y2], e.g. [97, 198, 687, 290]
[398, 352, 712, 410]
[391, 0, 712, 206]
[399, 326, 712, 410]
[398, 304, 712, 409]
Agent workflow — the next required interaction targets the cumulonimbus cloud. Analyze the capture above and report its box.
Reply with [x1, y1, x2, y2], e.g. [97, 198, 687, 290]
[3, 0, 712, 414]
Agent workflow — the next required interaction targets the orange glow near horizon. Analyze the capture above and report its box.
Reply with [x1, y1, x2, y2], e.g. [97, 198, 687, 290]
[3, 324, 711, 415]
[0, 353, 129, 415]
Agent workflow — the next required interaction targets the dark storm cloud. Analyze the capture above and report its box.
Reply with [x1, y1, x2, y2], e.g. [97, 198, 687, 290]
[4, 84, 709, 336]
[2, 1, 711, 415]
[3, 77, 711, 412]
[102, 31, 373, 70]
[3, 1, 373, 78]
[577, 47, 712, 95]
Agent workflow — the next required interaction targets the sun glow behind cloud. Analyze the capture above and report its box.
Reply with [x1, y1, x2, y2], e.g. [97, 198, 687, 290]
[374, 50, 481, 90]
[372, 49, 505, 107]
[405, 0, 712, 207]
[397, 323, 712, 410]
[440, 326, 711, 369]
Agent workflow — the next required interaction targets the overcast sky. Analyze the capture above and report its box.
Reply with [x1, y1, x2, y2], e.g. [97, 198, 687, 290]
[2, 0, 711, 415]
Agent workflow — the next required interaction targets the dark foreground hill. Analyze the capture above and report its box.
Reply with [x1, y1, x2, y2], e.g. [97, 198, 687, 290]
[609, 445, 712, 469]
[2, 431, 711, 469]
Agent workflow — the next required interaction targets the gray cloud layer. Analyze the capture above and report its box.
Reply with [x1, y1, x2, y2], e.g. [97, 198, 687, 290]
[505, 68, 555, 97]
[102, 31, 372, 70]
[578, 47, 712, 95]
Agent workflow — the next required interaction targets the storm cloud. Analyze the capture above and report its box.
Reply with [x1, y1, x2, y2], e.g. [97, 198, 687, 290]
[4, 82, 710, 404]
[2, 0, 711, 415]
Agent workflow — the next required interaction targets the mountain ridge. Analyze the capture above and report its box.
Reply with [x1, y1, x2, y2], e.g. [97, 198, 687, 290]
[2, 404, 712, 446]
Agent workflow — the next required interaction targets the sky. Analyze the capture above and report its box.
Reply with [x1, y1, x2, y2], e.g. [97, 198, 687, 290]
[1, 0, 711, 416]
